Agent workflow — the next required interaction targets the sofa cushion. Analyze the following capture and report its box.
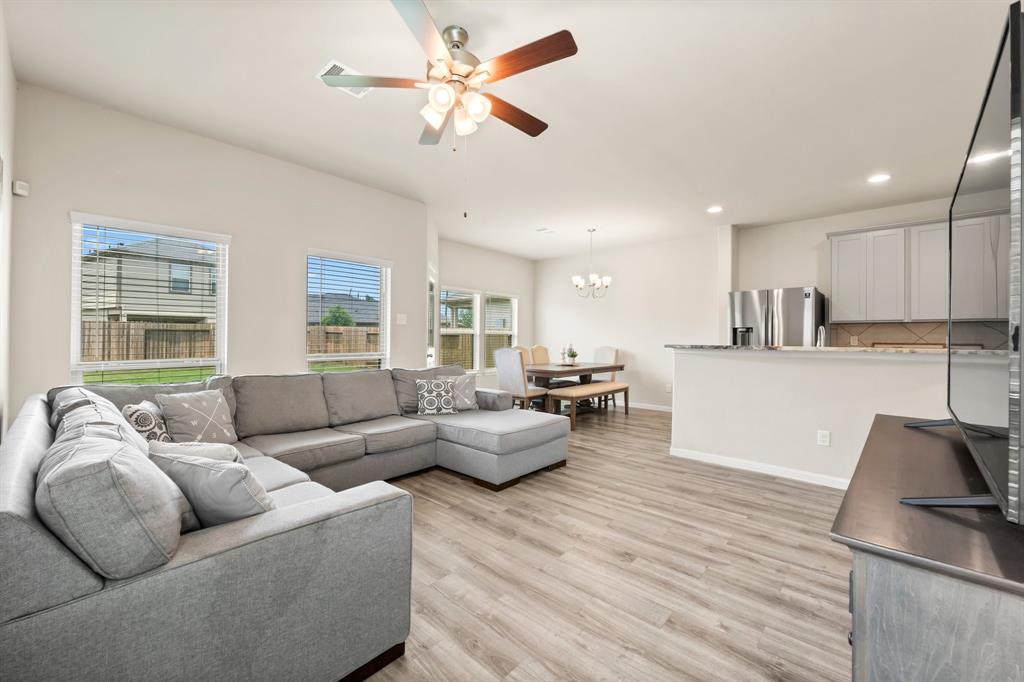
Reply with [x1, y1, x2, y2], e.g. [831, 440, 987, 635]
[156, 389, 238, 444]
[150, 453, 275, 528]
[232, 441, 265, 460]
[49, 386, 108, 429]
[392, 364, 465, 414]
[411, 409, 570, 455]
[335, 415, 436, 454]
[322, 369, 400, 426]
[267, 481, 335, 507]
[35, 433, 190, 579]
[54, 393, 150, 455]
[232, 374, 330, 438]
[148, 441, 243, 462]
[241, 428, 364, 472]
[47, 375, 236, 418]
[243, 456, 311, 491]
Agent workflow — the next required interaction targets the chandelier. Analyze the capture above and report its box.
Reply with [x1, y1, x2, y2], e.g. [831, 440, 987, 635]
[572, 229, 612, 298]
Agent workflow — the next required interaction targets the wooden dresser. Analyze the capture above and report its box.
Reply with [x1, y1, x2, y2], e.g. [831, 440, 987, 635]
[831, 414, 1024, 681]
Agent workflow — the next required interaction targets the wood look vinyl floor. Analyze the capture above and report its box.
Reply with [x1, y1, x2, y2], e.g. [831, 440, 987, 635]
[373, 408, 852, 682]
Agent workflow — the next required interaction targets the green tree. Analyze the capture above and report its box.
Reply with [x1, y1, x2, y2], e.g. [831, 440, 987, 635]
[322, 305, 355, 327]
[457, 308, 473, 328]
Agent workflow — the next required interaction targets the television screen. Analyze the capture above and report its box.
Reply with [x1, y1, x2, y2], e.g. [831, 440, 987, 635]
[948, 13, 1020, 524]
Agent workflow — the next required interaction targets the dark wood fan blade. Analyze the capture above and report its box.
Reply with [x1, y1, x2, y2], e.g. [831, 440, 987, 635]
[477, 30, 577, 83]
[391, 0, 452, 63]
[483, 94, 549, 137]
[321, 74, 425, 89]
[419, 108, 453, 145]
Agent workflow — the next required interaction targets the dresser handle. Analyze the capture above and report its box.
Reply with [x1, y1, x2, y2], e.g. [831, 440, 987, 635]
[848, 631, 854, 647]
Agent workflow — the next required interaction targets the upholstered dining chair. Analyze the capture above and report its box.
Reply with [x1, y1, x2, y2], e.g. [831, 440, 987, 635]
[495, 348, 547, 409]
[592, 346, 624, 408]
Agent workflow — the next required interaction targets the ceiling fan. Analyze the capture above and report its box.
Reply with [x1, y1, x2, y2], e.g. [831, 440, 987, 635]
[321, 0, 578, 144]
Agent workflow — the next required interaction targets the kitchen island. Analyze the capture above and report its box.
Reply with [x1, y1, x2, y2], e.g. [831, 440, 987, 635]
[666, 344, 1006, 488]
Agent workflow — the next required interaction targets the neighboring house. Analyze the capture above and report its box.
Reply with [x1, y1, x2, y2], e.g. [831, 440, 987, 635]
[80, 238, 218, 322]
[307, 293, 380, 326]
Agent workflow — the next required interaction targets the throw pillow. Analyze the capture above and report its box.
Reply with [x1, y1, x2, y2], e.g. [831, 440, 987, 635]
[149, 440, 244, 462]
[149, 452, 275, 527]
[35, 433, 193, 579]
[438, 374, 478, 411]
[122, 400, 172, 443]
[156, 389, 238, 444]
[416, 378, 456, 415]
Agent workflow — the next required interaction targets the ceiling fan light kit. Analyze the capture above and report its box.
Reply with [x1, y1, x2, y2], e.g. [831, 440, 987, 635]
[321, 0, 578, 144]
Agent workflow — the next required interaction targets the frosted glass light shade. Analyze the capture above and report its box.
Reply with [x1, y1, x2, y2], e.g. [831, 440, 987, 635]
[454, 107, 478, 136]
[419, 104, 447, 130]
[461, 91, 492, 123]
[428, 83, 455, 112]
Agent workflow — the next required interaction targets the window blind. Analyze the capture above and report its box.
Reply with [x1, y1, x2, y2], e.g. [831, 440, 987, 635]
[306, 253, 390, 373]
[439, 288, 477, 370]
[71, 218, 229, 385]
[484, 295, 517, 369]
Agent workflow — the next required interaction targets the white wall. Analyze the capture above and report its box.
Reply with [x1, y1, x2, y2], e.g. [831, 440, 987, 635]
[670, 349, 968, 486]
[0, 5, 14, 427]
[438, 238, 534, 389]
[534, 231, 720, 408]
[10, 85, 428, 409]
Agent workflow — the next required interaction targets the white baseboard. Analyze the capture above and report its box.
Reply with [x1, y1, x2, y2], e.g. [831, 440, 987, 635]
[669, 447, 849, 490]
[628, 401, 672, 412]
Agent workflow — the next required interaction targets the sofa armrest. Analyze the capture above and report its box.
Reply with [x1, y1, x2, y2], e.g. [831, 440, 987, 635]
[0, 481, 412, 681]
[476, 388, 513, 411]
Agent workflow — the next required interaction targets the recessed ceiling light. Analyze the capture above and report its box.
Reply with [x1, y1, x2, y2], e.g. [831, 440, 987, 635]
[706, 205, 724, 214]
[968, 149, 1012, 164]
[535, 227, 556, 234]
[868, 173, 891, 184]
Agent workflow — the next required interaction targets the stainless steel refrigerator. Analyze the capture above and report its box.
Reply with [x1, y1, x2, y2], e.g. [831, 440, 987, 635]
[728, 287, 827, 347]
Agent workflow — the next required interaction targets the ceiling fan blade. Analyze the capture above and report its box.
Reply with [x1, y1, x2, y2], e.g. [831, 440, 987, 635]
[419, 108, 453, 145]
[391, 0, 452, 63]
[477, 30, 578, 84]
[321, 74, 427, 89]
[483, 94, 548, 137]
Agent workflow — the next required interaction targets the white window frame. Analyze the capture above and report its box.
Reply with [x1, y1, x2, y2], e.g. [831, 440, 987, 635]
[69, 211, 231, 383]
[439, 285, 481, 372]
[306, 248, 392, 371]
[483, 292, 519, 372]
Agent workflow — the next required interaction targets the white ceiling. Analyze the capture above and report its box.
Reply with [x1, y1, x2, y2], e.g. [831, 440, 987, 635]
[3, 0, 1010, 259]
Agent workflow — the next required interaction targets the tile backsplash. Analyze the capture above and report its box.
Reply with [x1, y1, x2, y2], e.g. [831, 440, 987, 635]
[831, 321, 1008, 350]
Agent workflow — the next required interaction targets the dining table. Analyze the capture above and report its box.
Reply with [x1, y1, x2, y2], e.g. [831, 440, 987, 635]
[525, 361, 625, 388]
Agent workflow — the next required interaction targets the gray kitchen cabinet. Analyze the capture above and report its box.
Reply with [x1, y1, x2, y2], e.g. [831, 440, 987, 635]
[864, 228, 905, 321]
[951, 215, 1009, 320]
[831, 232, 866, 321]
[909, 222, 948, 320]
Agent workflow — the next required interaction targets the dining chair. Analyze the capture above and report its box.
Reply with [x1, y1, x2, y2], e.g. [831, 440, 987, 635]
[592, 346, 624, 408]
[495, 348, 547, 409]
[511, 345, 533, 365]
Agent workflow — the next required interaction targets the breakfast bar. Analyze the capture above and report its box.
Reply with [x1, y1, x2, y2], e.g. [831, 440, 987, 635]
[665, 344, 1006, 488]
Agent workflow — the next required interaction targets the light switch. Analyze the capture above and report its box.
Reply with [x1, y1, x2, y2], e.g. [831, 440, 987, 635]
[396, 313, 408, 325]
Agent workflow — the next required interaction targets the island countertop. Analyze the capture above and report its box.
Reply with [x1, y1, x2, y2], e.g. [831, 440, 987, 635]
[665, 344, 1005, 357]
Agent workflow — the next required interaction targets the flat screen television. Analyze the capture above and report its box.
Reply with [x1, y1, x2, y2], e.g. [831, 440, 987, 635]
[947, 2, 1022, 524]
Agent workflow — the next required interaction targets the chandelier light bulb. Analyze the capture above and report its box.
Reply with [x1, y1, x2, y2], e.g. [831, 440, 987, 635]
[419, 103, 447, 130]
[461, 91, 492, 123]
[428, 83, 456, 113]
[601, 276, 612, 287]
[454, 107, 478, 136]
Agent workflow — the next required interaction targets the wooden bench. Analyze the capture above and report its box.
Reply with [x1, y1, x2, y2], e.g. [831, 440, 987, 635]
[544, 381, 629, 430]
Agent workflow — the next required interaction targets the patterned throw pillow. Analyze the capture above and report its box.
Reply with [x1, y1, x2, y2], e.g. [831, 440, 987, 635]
[438, 374, 477, 411]
[416, 378, 456, 415]
[122, 400, 172, 443]
[155, 389, 238, 444]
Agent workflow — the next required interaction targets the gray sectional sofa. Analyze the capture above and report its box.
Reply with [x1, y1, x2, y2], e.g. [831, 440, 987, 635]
[0, 366, 569, 681]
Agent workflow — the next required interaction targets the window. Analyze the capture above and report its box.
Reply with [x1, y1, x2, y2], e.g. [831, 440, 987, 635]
[169, 263, 191, 293]
[427, 277, 437, 367]
[439, 288, 477, 370]
[484, 295, 517, 368]
[72, 213, 229, 385]
[307, 252, 390, 373]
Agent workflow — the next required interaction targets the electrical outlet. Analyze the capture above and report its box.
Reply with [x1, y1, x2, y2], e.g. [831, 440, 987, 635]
[850, 335, 858, 346]
[817, 430, 831, 447]
[665, 383, 673, 393]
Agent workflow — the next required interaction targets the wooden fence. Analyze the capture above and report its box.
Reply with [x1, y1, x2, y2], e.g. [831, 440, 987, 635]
[81, 321, 381, 362]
